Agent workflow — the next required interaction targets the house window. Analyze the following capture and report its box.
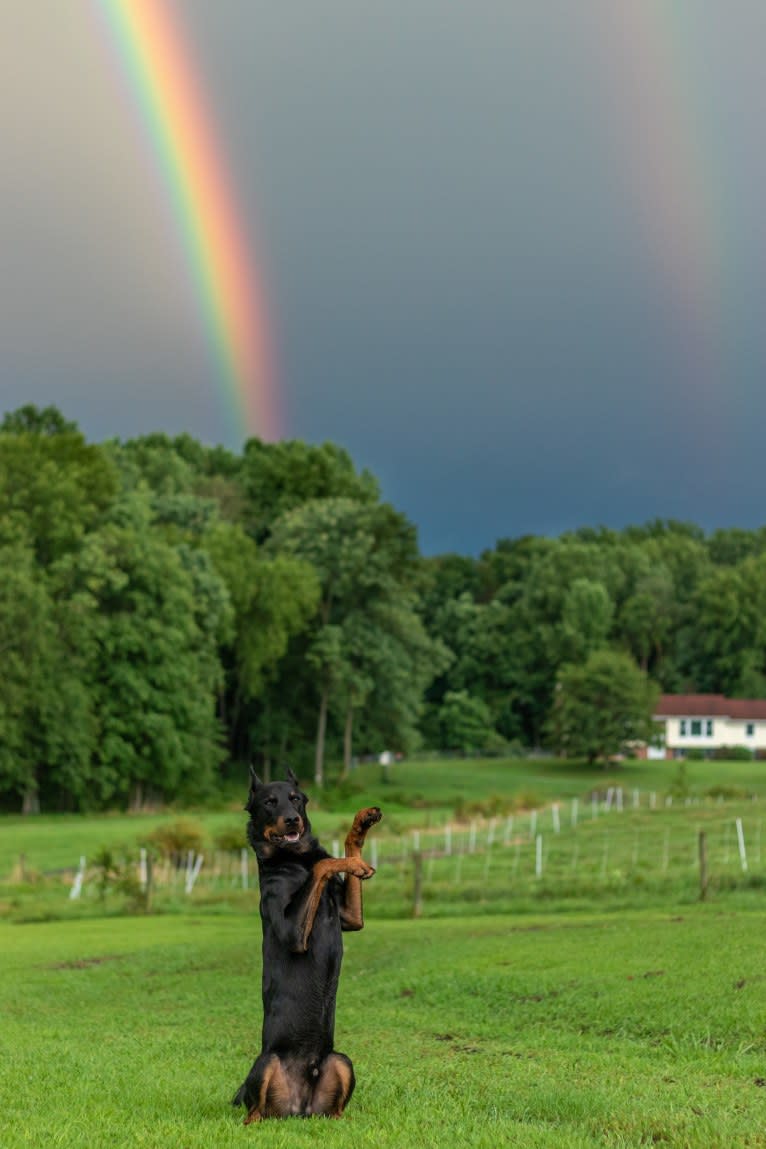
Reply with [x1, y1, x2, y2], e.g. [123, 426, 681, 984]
[680, 719, 687, 736]
[690, 720, 702, 736]
[706, 719, 713, 737]
[747, 723, 755, 737]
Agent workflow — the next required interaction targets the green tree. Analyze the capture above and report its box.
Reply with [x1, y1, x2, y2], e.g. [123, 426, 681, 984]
[548, 650, 658, 765]
[0, 415, 118, 564]
[0, 543, 95, 812]
[202, 520, 320, 764]
[502, 540, 624, 744]
[336, 597, 449, 773]
[438, 690, 501, 754]
[425, 594, 518, 740]
[241, 439, 379, 541]
[269, 497, 421, 783]
[616, 561, 675, 673]
[58, 502, 231, 808]
[1, 404, 79, 436]
[556, 577, 614, 665]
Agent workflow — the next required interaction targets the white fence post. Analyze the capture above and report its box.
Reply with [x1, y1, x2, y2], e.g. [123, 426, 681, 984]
[736, 819, 748, 873]
[185, 853, 204, 894]
[69, 856, 86, 900]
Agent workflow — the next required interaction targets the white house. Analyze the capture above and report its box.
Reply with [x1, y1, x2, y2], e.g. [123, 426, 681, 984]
[653, 694, 766, 758]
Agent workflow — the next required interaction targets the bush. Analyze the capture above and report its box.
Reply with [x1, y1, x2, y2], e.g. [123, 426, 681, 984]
[213, 823, 247, 852]
[453, 790, 542, 821]
[667, 764, 691, 800]
[712, 746, 754, 761]
[314, 776, 364, 810]
[704, 784, 748, 801]
[144, 819, 205, 859]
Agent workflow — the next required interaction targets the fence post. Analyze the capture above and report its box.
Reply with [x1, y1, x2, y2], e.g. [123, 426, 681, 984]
[145, 852, 154, 912]
[698, 831, 708, 902]
[736, 819, 748, 873]
[412, 851, 423, 918]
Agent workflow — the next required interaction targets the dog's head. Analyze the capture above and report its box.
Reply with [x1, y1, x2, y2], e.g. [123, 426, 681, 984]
[245, 767, 314, 860]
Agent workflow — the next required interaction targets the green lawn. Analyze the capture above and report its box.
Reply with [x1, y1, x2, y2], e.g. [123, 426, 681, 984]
[2, 758, 766, 1145]
[1, 909, 765, 1148]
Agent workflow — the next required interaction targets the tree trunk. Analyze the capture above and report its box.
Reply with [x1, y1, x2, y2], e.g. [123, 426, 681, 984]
[22, 779, 40, 815]
[341, 704, 354, 780]
[130, 781, 144, 812]
[314, 683, 330, 787]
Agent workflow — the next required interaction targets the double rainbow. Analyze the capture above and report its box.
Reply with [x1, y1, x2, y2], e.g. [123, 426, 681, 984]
[94, 0, 279, 443]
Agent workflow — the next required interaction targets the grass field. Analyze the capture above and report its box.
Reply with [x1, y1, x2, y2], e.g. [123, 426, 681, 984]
[2, 757, 765, 1146]
[1, 909, 765, 1148]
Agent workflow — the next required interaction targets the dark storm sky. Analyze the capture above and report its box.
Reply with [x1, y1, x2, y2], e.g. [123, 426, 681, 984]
[2, 2, 766, 553]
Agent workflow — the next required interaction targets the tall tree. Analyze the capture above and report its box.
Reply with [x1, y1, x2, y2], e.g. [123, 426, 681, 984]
[203, 520, 320, 763]
[58, 497, 231, 808]
[0, 414, 117, 565]
[241, 439, 379, 542]
[269, 497, 421, 784]
[548, 650, 658, 765]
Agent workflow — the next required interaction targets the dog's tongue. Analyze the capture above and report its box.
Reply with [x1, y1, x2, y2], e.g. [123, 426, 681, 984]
[283, 832, 300, 843]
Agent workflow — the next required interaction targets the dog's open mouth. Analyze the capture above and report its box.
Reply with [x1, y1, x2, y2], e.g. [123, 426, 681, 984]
[275, 831, 302, 846]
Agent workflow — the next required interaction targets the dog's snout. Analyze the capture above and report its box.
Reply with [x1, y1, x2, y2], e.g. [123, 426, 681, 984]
[285, 813, 300, 828]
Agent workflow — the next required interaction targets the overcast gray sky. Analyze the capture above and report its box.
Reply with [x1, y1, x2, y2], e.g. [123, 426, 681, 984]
[2, 1, 766, 553]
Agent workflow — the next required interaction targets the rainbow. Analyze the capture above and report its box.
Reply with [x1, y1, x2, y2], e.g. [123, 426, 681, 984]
[599, 2, 725, 448]
[93, 0, 280, 443]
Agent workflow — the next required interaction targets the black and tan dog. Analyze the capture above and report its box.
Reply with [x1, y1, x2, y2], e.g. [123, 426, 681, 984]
[233, 767, 381, 1123]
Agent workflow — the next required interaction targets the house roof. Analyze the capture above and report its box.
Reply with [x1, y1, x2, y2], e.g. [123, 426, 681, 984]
[655, 694, 766, 720]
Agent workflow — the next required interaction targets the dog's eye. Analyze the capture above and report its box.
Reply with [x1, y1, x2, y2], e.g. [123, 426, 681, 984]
[290, 793, 301, 804]
[265, 797, 277, 808]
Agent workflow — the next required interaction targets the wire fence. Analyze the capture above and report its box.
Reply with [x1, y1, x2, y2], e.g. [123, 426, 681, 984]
[47, 788, 764, 917]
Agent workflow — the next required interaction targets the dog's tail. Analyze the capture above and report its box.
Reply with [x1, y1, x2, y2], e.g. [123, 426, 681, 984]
[231, 1082, 246, 1107]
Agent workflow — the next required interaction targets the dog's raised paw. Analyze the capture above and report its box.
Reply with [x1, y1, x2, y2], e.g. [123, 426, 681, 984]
[347, 858, 376, 879]
[357, 806, 383, 828]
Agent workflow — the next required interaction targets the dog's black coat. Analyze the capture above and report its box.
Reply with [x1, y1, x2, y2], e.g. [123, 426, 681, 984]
[232, 768, 379, 1121]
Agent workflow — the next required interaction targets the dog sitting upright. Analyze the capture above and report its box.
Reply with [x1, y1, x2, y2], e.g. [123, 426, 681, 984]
[233, 767, 382, 1123]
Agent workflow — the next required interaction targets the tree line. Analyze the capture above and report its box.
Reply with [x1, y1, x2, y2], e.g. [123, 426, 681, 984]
[1, 405, 763, 812]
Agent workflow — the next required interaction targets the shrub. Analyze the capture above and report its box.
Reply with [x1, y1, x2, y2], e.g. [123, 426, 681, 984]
[712, 746, 754, 761]
[667, 764, 691, 800]
[704, 783, 748, 801]
[144, 818, 205, 859]
[453, 791, 540, 820]
[213, 823, 247, 852]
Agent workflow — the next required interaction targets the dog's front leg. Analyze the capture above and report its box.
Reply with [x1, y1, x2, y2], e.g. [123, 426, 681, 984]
[340, 807, 382, 931]
[287, 857, 375, 952]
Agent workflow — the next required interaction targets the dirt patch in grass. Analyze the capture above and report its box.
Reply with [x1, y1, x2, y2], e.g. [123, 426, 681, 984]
[48, 954, 125, 971]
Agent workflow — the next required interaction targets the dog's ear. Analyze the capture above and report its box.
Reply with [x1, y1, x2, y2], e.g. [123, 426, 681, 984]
[285, 766, 309, 805]
[245, 764, 263, 812]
